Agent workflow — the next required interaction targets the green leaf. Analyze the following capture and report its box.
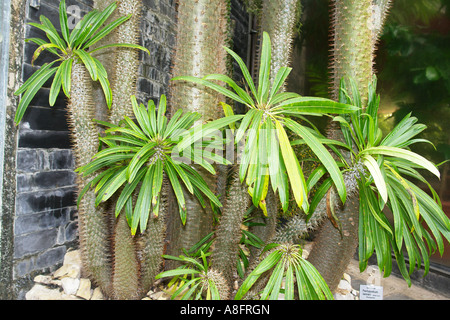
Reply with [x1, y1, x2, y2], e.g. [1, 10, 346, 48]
[82, 14, 131, 49]
[257, 32, 271, 104]
[223, 46, 257, 100]
[74, 49, 98, 81]
[172, 75, 248, 106]
[89, 43, 150, 56]
[31, 43, 61, 66]
[157, 94, 167, 134]
[39, 16, 66, 49]
[275, 120, 305, 209]
[115, 168, 146, 217]
[59, 0, 70, 43]
[25, 38, 59, 56]
[155, 268, 199, 280]
[165, 159, 186, 224]
[268, 67, 292, 103]
[362, 154, 388, 204]
[202, 74, 254, 106]
[277, 97, 359, 114]
[60, 58, 73, 98]
[234, 250, 282, 300]
[68, 9, 98, 47]
[15, 65, 58, 124]
[362, 146, 440, 178]
[91, 56, 112, 108]
[126, 141, 156, 182]
[284, 118, 347, 204]
[49, 65, 63, 106]
[132, 165, 155, 235]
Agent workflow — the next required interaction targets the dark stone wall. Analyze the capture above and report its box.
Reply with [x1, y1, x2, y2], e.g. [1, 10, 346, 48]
[11, 0, 249, 299]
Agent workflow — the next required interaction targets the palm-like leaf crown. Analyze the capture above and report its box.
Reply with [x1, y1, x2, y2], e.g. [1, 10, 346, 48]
[14, 0, 149, 124]
[173, 32, 359, 216]
[319, 77, 450, 285]
[77, 95, 240, 235]
[234, 243, 333, 300]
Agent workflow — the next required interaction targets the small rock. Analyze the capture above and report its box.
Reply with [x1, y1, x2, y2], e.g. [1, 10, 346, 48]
[76, 278, 92, 300]
[61, 277, 80, 295]
[64, 250, 82, 267]
[61, 294, 83, 300]
[26, 284, 63, 300]
[91, 287, 104, 300]
[34, 275, 53, 284]
[343, 273, 352, 284]
[53, 265, 69, 279]
[54, 264, 80, 279]
[334, 292, 355, 300]
[142, 297, 151, 300]
[337, 279, 352, 293]
[150, 291, 164, 300]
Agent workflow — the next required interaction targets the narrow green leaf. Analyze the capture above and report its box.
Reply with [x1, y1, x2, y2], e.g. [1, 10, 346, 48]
[165, 159, 186, 223]
[82, 14, 131, 49]
[59, 0, 70, 43]
[285, 118, 346, 203]
[268, 67, 292, 103]
[223, 46, 257, 100]
[15, 66, 58, 124]
[49, 66, 63, 106]
[132, 165, 155, 235]
[362, 154, 388, 204]
[362, 146, 440, 178]
[60, 58, 73, 97]
[74, 49, 98, 81]
[275, 120, 305, 208]
[257, 32, 271, 104]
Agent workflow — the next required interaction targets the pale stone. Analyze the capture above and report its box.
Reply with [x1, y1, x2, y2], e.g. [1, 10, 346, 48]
[338, 279, 352, 292]
[142, 297, 151, 300]
[61, 294, 83, 300]
[64, 250, 82, 267]
[61, 277, 80, 295]
[150, 291, 164, 300]
[343, 273, 352, 284]
[34, 275, 53, 284]
[334, 292, 355, 300]
[76, 278, 92, 300]
[26, 284, 63, 300]
[53, 264, 80, 279]
[91, 287, 104, 300]
[53, 265, 69, 279]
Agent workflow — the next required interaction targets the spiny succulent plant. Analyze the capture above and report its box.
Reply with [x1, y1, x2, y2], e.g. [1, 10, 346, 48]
[235, 243, 333, 300]
[165, 0, 231, 265]
[210, 167, 251, 290]
[260, 0, 302, 83]
[13, 0, 149, 294]
[329, 0, 373, 103]
[92, 0, 148, 300]
[307, 0, 393, 293]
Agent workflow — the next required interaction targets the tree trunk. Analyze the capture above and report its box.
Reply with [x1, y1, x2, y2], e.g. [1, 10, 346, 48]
[68, 62, 112, 293]
[165, 0, 230, 264]
[306, 0, 392, 293]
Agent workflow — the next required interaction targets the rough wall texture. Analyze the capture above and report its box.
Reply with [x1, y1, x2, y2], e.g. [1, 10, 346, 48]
[3, 0, 249, 299]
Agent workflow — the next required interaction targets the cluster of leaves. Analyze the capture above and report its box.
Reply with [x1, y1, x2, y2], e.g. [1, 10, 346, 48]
[155, 232, 222, 300]
[173, 32, 359, 216]
[14, 0, 149, 124]
[315, 77, 450, 284]
[235, 243, 333, 300]
[76, 95, 241, 235]
[156, 234, 332, 300]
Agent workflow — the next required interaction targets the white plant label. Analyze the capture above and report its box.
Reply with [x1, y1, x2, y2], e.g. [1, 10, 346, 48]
[360, 285, 383, 300]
